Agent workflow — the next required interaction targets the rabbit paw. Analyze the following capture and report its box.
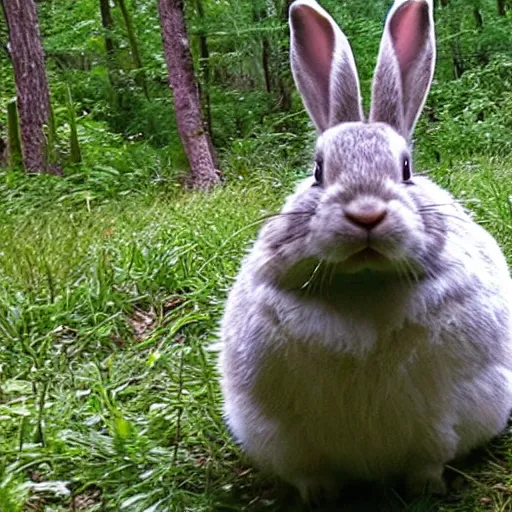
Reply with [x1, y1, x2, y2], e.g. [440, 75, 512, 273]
[404, 464, 447, 498]
[293, 474, 341, 507]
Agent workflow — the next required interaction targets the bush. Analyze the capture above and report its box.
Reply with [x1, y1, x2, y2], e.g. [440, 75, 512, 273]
[416, 55, 512, 165]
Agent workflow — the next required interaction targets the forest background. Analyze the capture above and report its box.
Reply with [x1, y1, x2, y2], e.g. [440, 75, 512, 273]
[1, 0, 512, 510]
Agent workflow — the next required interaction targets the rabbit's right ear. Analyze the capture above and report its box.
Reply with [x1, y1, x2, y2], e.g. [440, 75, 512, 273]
[289, 0, 363, 133]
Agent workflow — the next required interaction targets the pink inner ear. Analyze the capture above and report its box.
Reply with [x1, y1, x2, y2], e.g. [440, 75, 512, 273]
[292, 5, 334, 85]
[389, 1, 429, 74]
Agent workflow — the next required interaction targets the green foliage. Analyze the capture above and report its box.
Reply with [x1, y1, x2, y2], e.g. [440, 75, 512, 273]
[1, 150, 512, 510]
[416, 55, 512, 165]
[44, 101, 59, 170]
[0, 161, 289, 510]
[66, 85, 82, 164]
[3, 0, 511, 175]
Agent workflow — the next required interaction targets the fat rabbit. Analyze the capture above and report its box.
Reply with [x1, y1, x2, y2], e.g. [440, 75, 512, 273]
[220, 0, 512, 504]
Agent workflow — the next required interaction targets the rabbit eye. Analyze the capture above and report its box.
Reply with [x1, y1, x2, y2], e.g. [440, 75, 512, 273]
[402, 156, 412, 182]
[314, 160, 323, 184]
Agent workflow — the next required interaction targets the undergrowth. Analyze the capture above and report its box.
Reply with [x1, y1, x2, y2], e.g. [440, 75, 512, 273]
[0, 153, 512, 511]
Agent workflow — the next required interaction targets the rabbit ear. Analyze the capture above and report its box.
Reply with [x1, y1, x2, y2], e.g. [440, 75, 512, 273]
[370, 0, 435, 139]
[290, 0, 363, 133]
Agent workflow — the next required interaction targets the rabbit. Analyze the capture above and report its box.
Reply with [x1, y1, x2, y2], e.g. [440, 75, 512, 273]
[219, 0, 512, 504]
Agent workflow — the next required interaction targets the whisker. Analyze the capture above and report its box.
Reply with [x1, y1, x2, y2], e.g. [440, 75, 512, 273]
[395, 260, 407, 287]
[418, 202, 458, 209]
[275, 232, 310, 249]
[261, 210, 315, 222]
[404, 259, 421, 285]
[402, 259, 417, 287]
[301, 260, 323, 293]
[397, 260, 410, 287]
[418, 211, 472, 224]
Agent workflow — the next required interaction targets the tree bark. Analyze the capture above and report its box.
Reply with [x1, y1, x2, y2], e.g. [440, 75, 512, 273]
[3, 0, 52, 172]
[497, 0, 506, 16]
[158, 0, 219, 189]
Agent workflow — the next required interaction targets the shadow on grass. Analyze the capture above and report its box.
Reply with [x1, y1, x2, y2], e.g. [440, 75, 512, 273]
[207, 443, 510, 512]
[209, 472, 441, 511]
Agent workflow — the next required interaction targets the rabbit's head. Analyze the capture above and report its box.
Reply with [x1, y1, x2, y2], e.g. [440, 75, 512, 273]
[288, 0, 441, 275]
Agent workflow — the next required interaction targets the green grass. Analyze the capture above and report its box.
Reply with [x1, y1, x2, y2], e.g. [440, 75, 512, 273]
[0, 156, 512, 511]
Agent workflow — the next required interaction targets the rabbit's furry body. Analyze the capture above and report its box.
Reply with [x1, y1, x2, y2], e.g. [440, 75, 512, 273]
[220, 0, 512, 502]
[221, 170, 512, 498]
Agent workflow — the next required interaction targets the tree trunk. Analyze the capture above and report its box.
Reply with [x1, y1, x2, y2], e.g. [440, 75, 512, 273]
[451, 42, 464, 79]
[473, 7, 483, 29]
[262, 38, 272, 94]
[3, 0, 52, 173]
[117, 0, 149, 99]
[100, 0, 115, 57]
[0, 136, 5, 167]
[252, 3, 272, 94]
[99, 0, 120, 107]
[497, 0, 506, 16]
[277, 0, 293, 110]
[438, 0, 464, 79]
[473, 7, 488, 66]
[194, 0, 217, 167]
[158, 0, 219, 189]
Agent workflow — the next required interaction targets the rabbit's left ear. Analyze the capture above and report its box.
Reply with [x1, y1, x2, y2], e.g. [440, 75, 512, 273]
[370, 0, 435, 140]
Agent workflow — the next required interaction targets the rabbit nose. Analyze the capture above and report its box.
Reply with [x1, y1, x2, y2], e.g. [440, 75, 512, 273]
[344, 202, 387, 230]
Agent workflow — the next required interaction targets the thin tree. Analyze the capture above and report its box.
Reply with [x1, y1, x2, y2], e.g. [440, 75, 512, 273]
[2, 0, 53, 172]
[99, 0, 120, 107]
[275, 0, 293, 110]
[497, 0, 506, 16]
[0, 135, 5, 166]
[253, 3, 272, 94]
[117, 0, 149, 99]
[100, 0, 116, 66]
[158, 0, 219, 189]
[193, 0, 218, 167]
[473, 5, 488, 67]
[438, 0, 464, 79]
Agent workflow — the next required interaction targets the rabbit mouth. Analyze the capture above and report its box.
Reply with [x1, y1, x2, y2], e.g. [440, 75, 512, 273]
[341, 247, 395, 273]
[346, 247, 389, 263]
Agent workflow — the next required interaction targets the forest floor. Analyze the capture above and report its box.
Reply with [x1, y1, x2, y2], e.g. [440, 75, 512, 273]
[1, 157, 512, 511]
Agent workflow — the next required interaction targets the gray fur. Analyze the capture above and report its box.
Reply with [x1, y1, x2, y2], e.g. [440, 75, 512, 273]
[220, 0, 512, 504]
